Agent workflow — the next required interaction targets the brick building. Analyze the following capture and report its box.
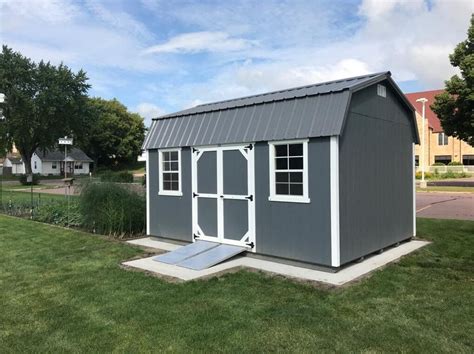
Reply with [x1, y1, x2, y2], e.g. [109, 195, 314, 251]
[405, 90, 474, 168]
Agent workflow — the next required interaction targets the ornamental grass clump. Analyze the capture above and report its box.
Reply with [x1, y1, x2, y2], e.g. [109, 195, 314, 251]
[79, 182, 145, 238]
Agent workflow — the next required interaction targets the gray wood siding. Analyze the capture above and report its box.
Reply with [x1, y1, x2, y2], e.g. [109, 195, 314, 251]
[255, 139, 332, 266]
[339, 83, 414, 264]
[148, 149, 193, 242]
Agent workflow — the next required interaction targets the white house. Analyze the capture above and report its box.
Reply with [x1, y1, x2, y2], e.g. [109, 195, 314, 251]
[32, 148, 93, 176]
[4, 157, 26, 174]
[4, 148, 92, 176]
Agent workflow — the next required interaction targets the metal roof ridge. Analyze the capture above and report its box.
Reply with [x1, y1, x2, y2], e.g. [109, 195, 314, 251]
[152, 71, 390, 121]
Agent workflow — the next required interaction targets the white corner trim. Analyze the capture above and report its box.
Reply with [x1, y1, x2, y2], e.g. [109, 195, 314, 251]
[412, 143, 416, 236]
[146, 150, 150, 236]
[330, 136, 340, 267]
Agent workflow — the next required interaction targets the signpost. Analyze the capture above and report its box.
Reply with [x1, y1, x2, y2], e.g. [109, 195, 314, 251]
[59, 137, 73, 178]
[59, 137, 74, 227]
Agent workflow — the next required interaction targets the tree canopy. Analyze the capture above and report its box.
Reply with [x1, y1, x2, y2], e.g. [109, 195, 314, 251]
[431, 15, 474, 146]
[0, 45, 90, 173]
[81, 98, 145, 168]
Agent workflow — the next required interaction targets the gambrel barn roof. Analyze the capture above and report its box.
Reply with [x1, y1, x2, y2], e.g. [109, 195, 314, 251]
[143, 71, 418, 149]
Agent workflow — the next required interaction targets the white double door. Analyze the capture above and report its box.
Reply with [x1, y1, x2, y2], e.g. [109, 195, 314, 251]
[191, 144, 255, 249]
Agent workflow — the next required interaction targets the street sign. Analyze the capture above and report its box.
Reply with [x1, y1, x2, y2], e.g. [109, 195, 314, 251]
[59, 137, 73, 145]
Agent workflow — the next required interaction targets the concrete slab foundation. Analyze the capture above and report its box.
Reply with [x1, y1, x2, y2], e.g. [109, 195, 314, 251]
[124, 238, 429, 286]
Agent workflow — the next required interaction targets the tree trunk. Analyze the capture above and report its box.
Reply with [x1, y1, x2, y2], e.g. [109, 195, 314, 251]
[20, 151, 33, 175]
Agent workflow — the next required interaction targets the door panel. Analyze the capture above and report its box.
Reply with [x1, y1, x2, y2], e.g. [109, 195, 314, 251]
[197, 198, 218, 238]
[197, 151, 217, 194]
[223, 199, 248, 241]
[223, 150, 248, 195]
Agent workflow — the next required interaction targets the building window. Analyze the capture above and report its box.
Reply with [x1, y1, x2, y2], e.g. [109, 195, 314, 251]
[438, 132, 449, 145]
[269, 140, 309, 203]
[434, 155, 451, 165]
[377, 84, 386, 98]
[74, 162, 83, 169]
[34, 161, 37, 169]
[52, 162, 57, 169]
[463, 155, 474, 166]
[415, 155, 419, 167]
[158, 149, 182, 196]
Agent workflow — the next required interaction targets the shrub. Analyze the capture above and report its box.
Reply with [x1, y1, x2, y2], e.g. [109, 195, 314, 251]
[79, 182, 145, 237]
[34, 200, 82, 227]
[99, 170, 134, 183]
[19, 174, 40, 185]
[432, 162, 446, 166]
[448, 161, 463, 166]
[415, 171, 433, 179]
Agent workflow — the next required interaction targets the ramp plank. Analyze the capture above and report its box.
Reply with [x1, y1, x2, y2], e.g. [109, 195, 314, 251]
[153, 241, 219, 265]
[177, 244, 246, 270]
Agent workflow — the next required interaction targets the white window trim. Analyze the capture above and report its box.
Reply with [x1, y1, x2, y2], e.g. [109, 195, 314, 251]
[268, 139, 310, 203]
[158, 148, 182, 196]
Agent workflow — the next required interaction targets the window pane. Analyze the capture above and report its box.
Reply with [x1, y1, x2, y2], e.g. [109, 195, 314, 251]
[276, 172, 289, 182]
[163, 161, 170, 171]
[276, 183, 289, 195]
[438, 133, 443, 145]
[163, 173, 172, 182]
[171, 161, 179, 171]
[290, 172, 302, 183]
[276, 157, 288, 170]
[289, 144, 303, 156]
[163, 181, 171, 190]
[163, 151, 170, 162]
[170, 151, 179, 160]
[289, 157, 303, 169]
[171, 181, 179, 191]
[290, 183, 303, 196]
[444, 136, 449, 145]
[275, 145, 288, 157]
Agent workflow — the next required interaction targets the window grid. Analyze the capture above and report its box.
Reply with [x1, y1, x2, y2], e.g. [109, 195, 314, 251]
[438, 132, 448, 146]
[160, 150, 181, 194]
[274, 143, 304, 197]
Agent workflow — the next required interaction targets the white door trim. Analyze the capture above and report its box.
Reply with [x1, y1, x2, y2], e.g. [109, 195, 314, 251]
[191, 144, 256, 250]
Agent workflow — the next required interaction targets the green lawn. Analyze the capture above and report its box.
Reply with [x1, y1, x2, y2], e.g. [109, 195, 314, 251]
[417, 186, 474, 193]
[0, 216, 473, 352]
[0, 190, 67, 204]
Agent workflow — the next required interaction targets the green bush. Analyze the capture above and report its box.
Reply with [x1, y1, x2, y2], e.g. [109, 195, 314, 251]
[99, 171, 134, 183]
[19, 174, 40, 185]
[432, 162, 446, 166]
[415, 171, 433, 179]
[79, 182, 145, 237]
[34, 200, 82, 227]
[448, 161, 463, 166]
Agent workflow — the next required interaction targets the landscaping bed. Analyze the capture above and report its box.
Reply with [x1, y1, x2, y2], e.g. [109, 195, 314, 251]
[0, 216, 472, 352]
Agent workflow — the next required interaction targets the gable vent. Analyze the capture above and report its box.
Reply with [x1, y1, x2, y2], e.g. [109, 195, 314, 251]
[377, 84, 386, 98]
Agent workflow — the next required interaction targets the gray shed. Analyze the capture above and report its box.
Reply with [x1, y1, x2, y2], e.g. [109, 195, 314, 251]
[143, 72, 419, 269]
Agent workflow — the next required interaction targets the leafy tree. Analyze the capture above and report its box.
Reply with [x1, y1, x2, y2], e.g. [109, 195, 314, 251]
[0, 46, 90, 173]
[431, 15, 474, 146]
[81, 98, 145, 168]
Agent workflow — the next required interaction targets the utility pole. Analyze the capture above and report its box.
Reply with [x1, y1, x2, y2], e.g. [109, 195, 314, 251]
[416, 98, 428, 189]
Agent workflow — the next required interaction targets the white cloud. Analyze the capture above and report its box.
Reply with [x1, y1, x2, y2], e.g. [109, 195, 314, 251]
[135, 102, 166, 126]
[143, 31, 256, 54]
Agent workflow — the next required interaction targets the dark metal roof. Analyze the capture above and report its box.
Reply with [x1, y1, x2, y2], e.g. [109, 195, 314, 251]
[35, 147, 93, 162]
[144, 71, 410, 149]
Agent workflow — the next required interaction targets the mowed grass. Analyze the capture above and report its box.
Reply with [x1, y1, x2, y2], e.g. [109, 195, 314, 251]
[417, 186, 474, 193]
[1, 190, 69, 204]
[0, 216, 473, 352]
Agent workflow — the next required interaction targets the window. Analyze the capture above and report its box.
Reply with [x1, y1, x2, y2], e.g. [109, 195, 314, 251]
[74, 162, 83, 169]
[463, 155, 474, 166]
[269, 140, 309, 203]
[159, 149, 182, 196]
[415, 155, 419, 167]
[52, 162, 57, 169]
[34, 161, 37, 169]
[438, 132, 449, 145]
[434, 155, 451, 165]
[377, 84, 386, 98]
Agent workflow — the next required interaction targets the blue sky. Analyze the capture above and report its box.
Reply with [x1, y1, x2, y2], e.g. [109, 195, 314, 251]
[1, 0, 472, 125]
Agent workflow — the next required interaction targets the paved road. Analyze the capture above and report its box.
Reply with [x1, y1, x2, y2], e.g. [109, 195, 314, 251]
[417, 192, 474, 220]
